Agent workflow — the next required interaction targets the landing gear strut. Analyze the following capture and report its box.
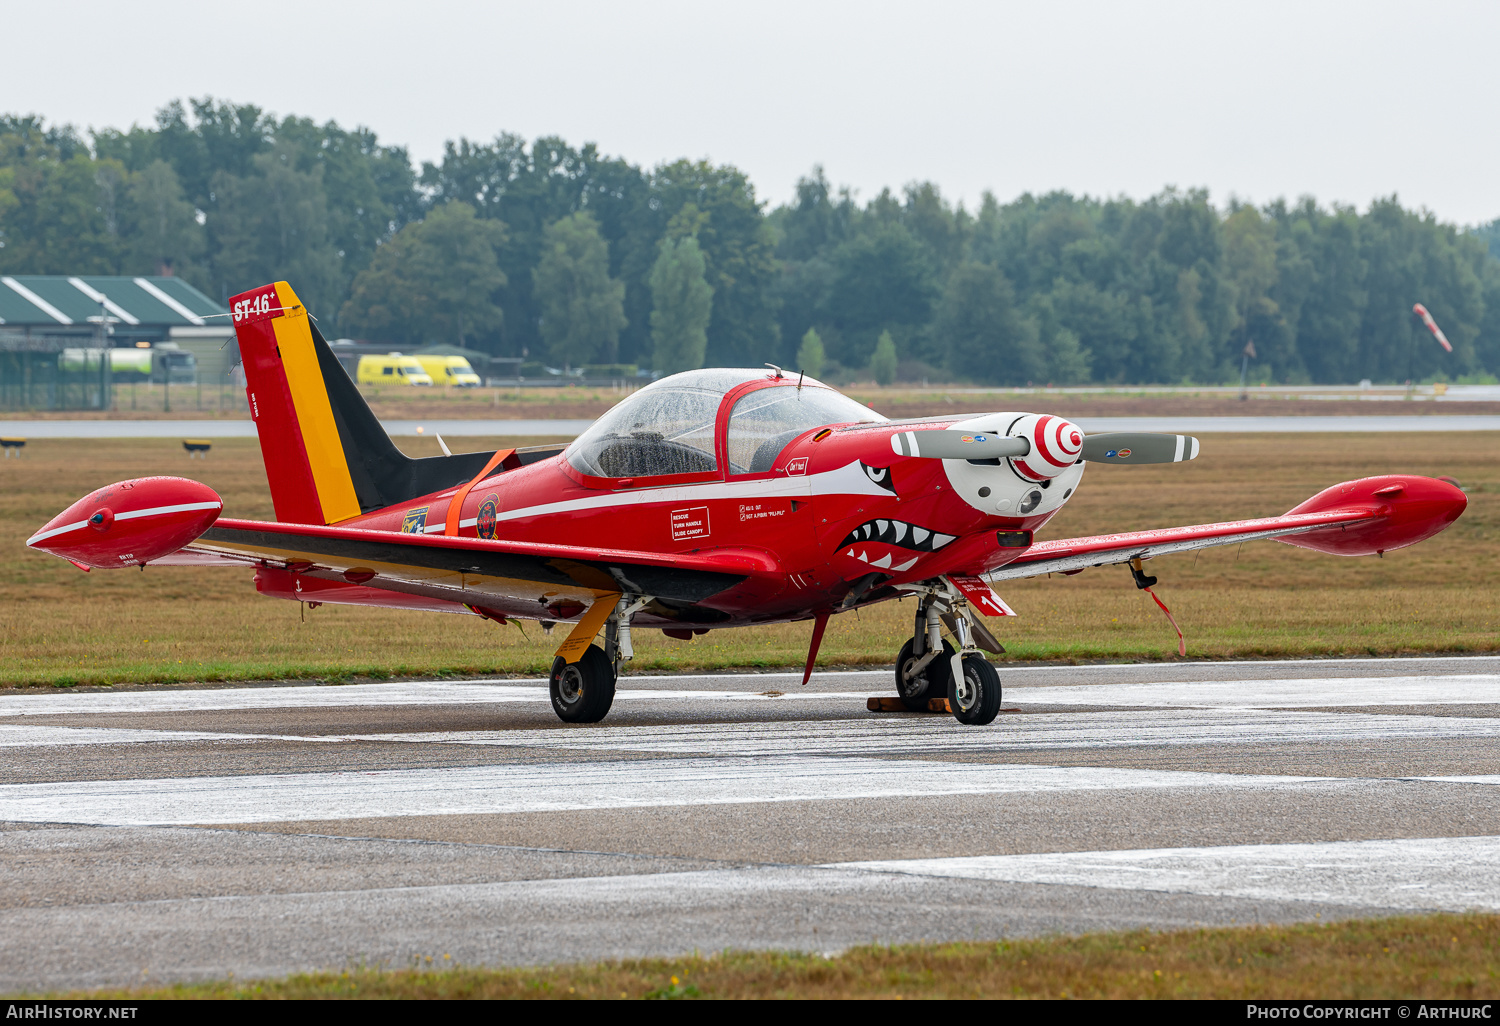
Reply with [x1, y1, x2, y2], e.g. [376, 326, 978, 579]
[894, 580, 1003, 725]
[894, 603, 954, 710]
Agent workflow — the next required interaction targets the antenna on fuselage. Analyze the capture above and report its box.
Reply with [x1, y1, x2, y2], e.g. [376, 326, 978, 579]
[796, 368, 804, 392]
[765, 363, 783, 379]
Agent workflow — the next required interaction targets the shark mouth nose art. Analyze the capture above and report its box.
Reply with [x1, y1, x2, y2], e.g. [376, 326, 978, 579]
[839, 519, 955, 553]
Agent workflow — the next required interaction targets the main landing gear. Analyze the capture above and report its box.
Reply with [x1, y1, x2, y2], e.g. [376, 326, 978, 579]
[549, 646, 616, 723]
[894, 582, 1003, 725]
[548, 594, 646, 724]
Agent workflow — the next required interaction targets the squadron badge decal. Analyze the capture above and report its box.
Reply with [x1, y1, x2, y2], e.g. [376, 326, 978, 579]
[400, 507, 429, 534]
[476, 494, 499, 540]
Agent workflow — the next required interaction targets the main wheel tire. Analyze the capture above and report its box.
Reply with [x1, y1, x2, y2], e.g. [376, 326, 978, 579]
[895, 637, 955, 711]
[949, 653, 1001, 725]
[549, 645, 617, 723]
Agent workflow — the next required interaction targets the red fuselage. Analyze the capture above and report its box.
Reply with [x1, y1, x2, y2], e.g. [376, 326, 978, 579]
[326, 378, 1066, 629]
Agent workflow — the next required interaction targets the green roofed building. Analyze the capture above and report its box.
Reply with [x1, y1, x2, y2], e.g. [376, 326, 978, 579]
[0, 276, 234, 411]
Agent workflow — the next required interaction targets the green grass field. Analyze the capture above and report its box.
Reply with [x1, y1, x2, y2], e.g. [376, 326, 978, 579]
[2, 431, 1495, 688]
[35, 913, 1500, 1000]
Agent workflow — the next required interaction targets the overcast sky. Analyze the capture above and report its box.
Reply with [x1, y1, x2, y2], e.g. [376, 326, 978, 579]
[6, 0, 1497, 224]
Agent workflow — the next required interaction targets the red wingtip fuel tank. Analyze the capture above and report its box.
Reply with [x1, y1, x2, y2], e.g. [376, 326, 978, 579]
[26, 477, 223, 569]
[1277, 475, 1467, 556]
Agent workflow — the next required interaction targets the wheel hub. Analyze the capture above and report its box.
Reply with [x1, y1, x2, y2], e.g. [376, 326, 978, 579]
[954, 664, 977, 710]
[558, 665, 584, 704]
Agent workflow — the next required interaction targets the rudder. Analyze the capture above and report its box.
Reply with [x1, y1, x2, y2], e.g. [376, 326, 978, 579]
[231, 281, 493, 524]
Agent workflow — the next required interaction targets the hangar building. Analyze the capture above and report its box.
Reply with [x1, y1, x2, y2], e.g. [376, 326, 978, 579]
[0, 275, 233, 410]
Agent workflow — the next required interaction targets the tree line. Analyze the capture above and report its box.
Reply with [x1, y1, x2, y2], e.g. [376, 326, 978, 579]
[2, 98, 1497, 385]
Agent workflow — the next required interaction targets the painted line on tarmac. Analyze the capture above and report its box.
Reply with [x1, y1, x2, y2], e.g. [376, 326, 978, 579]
[0, 684, 855, 718]
[6, 673, 1498, 719]
[0, 757, 1330, 826]
[1014, 675, 1500, 708]
[350, 708, 1500, 756]
[828, 835, 1500, 912]
[635, 656, 1500, 679]
[0, 724, 339, 748]
[6, 708, 1500, 754]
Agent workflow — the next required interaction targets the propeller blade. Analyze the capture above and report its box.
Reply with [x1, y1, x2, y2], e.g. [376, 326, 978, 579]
[1081, 432, 1200, 465]
[890, 429, 1031, 460]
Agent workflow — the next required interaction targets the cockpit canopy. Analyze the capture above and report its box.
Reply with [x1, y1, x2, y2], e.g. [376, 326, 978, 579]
[565, 368, 885, 481]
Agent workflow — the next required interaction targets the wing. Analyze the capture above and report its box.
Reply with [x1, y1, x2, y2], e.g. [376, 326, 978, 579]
[983, 507, 1377, 582]
[177, 517, 769, 621]
[983, 474, 1467, 583]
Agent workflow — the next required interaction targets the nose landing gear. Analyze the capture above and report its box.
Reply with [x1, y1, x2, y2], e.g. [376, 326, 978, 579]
[950, 651, 1002, 725]
[894, 579, 1004, 725]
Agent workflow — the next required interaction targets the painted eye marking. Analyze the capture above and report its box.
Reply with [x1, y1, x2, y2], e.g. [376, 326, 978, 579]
[861, 462, 896, 492]
[839, 519, 954, 552]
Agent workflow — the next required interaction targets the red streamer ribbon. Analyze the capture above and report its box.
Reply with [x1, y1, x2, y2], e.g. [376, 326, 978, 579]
[1144, 586, 1185, 657]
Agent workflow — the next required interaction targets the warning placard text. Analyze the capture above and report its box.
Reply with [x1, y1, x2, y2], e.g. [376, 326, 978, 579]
[671, 506, 711, 541]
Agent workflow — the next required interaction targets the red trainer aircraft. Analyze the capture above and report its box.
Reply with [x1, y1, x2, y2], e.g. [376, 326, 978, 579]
[28, 282, 1468, 725]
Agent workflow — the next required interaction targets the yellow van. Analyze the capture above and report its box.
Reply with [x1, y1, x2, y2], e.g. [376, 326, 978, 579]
[356, 354, 433, 386]
[414, 355, 481, 387]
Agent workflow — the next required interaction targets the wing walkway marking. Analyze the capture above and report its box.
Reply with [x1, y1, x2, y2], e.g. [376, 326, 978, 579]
[827, 835, 1500, 912]
[0, 757, 1331, 826]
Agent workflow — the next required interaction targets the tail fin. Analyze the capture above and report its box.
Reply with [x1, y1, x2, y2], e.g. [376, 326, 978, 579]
[231, 281, 494, 524]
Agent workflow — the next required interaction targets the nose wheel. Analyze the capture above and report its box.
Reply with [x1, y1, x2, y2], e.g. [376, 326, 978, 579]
[949, 653, 1002, 725]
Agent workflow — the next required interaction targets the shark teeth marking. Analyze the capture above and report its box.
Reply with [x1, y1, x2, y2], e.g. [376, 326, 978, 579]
[838, 519, 955, 554]
[846, 551, 922, 573]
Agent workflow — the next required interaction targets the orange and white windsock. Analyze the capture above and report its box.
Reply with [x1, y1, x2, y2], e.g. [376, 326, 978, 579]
[1413, 304, 1454, 353]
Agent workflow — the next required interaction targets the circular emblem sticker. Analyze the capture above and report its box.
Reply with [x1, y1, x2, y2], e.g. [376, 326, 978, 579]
[476, 494, 499, 540]
[1117, 448, 1132, 458]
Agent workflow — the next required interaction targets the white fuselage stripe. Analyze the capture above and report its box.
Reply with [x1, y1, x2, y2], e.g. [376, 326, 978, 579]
[416, 460, 891, 532]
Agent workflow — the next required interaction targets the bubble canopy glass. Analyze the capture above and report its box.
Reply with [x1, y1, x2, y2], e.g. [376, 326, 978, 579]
[725, 383, 885, 474]
[564, 369, 884, 480]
